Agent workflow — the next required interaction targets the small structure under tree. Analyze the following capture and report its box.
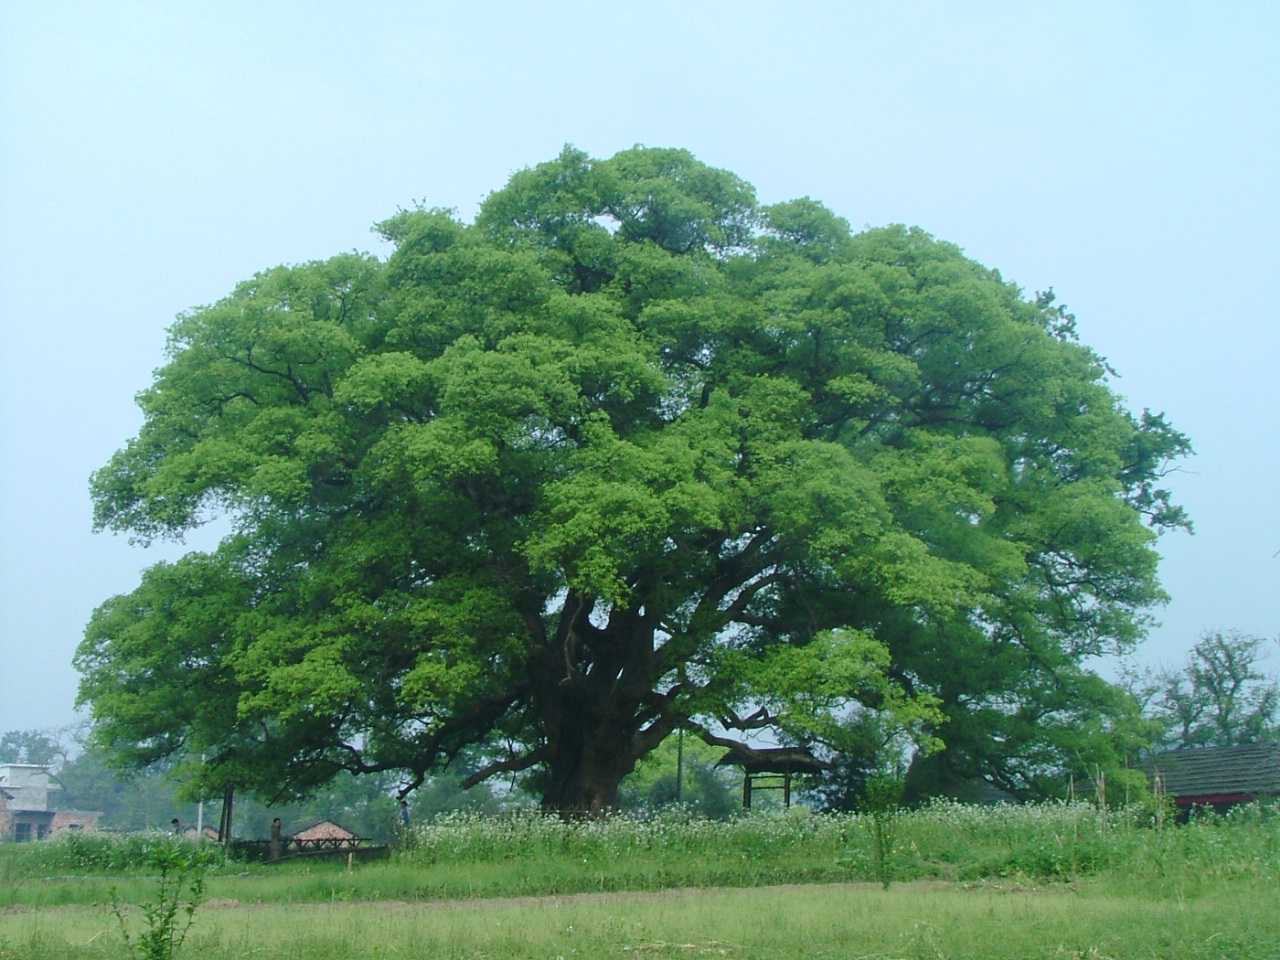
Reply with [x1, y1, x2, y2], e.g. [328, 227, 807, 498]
[715, 746, 829, 810]
[292, 819, 357, 843]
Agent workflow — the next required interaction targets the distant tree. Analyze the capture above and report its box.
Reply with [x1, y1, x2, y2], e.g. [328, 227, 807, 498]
[1148, 631, 1279, 749]
[77, 145, 1191, 813]
[55, 738, 406, 838]
[55, 742, 195, 830]
[618, 731, 737, 818]
[0, 729, 67, 767]
[397, 746, 511, 822]
[801, 713, 903, 812]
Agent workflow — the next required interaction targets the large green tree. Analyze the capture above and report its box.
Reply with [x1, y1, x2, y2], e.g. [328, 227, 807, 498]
[77, 146, 1189, 812]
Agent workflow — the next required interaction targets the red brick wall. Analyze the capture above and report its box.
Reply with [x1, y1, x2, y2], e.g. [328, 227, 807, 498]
[51, 810, 102, 834]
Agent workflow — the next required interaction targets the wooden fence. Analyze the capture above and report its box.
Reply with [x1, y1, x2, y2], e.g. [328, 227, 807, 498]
[228, 836, 389, 863]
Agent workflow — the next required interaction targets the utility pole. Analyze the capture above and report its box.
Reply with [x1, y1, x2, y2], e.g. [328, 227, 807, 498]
[195, 753, 205, 836]
[675, 726, 684, 803]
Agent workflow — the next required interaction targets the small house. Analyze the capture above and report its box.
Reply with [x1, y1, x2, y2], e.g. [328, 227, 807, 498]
[0, 764, 102, 841]
[1145, 741, 1280, 813]
[0, 764, 57, 841]
[292, 819, 357, 842]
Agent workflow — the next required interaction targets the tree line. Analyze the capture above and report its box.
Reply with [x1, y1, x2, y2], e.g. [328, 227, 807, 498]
[8, 629, 1274, 832]
[0, 725, 744, 836]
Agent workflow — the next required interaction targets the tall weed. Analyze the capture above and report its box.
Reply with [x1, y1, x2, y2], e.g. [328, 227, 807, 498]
[110, 846, 208, 960]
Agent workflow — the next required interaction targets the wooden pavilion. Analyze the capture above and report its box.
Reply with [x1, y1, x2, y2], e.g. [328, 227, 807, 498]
[716, 746, 830, 809]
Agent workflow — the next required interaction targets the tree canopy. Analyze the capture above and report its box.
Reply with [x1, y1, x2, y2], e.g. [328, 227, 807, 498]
[0, 729, 65, 767]
[1128, 631, 1279, 751]
[77, 146, 1191, 812]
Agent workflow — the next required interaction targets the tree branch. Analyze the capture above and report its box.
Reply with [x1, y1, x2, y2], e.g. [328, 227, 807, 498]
[718, 706, 774, 730]
[461, 746, 550, 789]
[685, 720, 832, 771]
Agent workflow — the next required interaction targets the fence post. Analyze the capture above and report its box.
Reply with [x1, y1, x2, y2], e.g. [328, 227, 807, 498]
[269, 817, 283, 861]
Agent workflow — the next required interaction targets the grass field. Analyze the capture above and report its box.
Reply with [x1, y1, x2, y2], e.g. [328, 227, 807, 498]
[2, 802, 1277, 958]
[4, 879, 1278, 960]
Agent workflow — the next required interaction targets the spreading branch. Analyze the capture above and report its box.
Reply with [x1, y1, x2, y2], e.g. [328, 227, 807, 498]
[461, 746, 550, 789]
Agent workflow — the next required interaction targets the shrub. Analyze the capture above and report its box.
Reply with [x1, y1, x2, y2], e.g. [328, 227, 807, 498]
[111, 846, 208, 960]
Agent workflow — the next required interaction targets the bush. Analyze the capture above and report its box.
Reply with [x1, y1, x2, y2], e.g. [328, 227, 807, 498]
[393, 798, 1280, 887]
[0, 831, 225, 879]
[111, 846, 208, 960]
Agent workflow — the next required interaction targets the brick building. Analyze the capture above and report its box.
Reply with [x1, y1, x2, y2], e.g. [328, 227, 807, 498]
[0, 764, 101, 841]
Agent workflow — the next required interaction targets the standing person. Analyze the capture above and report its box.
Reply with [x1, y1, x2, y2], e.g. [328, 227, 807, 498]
[399, 799, 410, 830]
[170, 818, 181, 836]
[269, 817, 283, 861]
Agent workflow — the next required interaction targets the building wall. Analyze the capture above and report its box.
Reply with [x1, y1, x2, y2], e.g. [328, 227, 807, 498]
[10, 810, 54, 842]
[1, 767, 98, 841]
[51, 810, 102, 835]
[0, 764, 57, 812]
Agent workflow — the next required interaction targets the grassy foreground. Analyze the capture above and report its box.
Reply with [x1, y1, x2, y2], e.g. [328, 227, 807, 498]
[2, 802, 1277, 958]
[3, 879, 1278, 960]
[3, 800, 1277, 909]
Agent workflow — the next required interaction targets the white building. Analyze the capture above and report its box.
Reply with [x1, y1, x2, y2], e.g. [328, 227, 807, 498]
[0, 764, 100, 841]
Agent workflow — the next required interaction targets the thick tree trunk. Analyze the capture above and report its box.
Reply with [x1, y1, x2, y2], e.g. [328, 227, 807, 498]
[538, 699, 639, 814]
[532, 594, 658, 814]
[541, 744, 632, 814]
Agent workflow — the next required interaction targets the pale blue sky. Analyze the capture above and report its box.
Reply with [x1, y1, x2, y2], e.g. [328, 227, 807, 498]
[2, 1, 1277, 731]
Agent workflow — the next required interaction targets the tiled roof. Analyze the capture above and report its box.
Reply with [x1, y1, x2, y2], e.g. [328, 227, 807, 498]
[1145, 742, 1280, 798]
[292, 819, 356, 841]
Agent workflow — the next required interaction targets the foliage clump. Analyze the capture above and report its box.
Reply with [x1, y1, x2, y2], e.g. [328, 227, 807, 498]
[77, 145, 1190, 812]
[1, 832, 224, 878]
[110, 846, 208, 960]
[1126, 630, 1279, 750]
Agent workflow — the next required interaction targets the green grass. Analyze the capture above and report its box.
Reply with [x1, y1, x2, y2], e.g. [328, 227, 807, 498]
[2, 800, 1277, 910]
[2, 803, 1278, 958]
[3, 879, 1279, 959]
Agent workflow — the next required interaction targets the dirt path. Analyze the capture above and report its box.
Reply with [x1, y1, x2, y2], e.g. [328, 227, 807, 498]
[5, 880, 964, 917]
[211, 880, 933, 911]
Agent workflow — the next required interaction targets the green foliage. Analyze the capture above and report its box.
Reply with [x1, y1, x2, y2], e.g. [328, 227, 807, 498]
[861, 773, 905, 889]
[405, 751, 509, 822]
[0, 729, 65, 766]
[110, 846, 207, 960]
[78, 146, 1190, 811]
[9, 832, 223, 877]
[617, 731, 738, 818]
[1135, 630, 1279, 749]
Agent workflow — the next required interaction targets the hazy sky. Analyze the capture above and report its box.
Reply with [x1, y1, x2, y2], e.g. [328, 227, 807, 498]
[2, 1, 1277, 733]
